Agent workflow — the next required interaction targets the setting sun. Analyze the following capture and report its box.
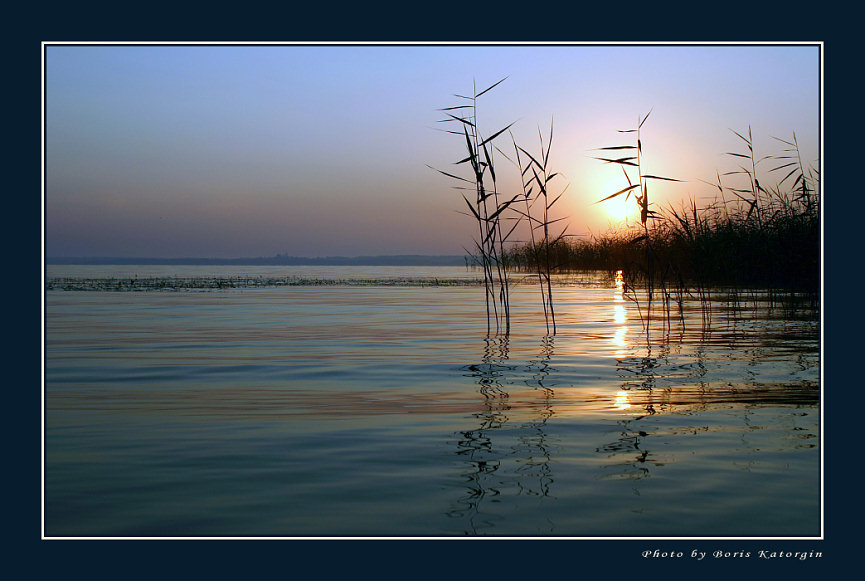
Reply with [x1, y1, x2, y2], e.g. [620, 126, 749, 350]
[606, 193, 636, 222]
[599, 179, 639, 223]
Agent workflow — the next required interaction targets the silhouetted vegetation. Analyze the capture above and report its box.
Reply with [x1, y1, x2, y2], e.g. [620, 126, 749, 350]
[430, 78, 521, 336]
[432, 79, 571, 336]
[429, 77, 822, 335]
[499, 121, 570, 335]
[502, 126, 820, 304]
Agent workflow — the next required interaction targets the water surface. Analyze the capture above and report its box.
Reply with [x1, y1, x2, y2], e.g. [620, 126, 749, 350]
[44, 266, 820, 537]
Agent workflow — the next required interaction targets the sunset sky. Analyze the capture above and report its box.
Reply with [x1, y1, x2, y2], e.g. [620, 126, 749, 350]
[44, 43, 821, 258]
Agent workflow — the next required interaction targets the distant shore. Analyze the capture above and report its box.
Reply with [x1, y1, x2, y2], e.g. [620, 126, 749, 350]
[45, 255, 468, 266]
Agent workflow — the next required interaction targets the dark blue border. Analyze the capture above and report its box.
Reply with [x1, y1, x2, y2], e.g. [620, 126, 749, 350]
[19, 11, 850, 577]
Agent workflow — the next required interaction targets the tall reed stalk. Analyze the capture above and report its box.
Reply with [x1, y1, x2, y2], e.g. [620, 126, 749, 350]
[769, 131, 818, 218]
[724, 125, 766, 227]
[593, 111, 680, 329]
[500, 120, 818, 330]
[502, 121, 569, 335]
[430, 78, 518, 336]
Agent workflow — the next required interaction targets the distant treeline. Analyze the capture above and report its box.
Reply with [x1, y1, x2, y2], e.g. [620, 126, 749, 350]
[45, 255, 469, 266]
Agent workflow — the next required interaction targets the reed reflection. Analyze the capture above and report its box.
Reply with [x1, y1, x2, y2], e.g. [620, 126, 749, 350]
[447, 336, 557, 534]
[596, 417, 655, 481]
[602, 283, 695, 485]
[602, 284, 820, 490]
[515, 336, 555, 499]
[603, 340, 661, 483]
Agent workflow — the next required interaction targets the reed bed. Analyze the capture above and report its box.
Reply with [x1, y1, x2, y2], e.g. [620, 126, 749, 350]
[503, 199, 818, 295]
[501, 124, 819, 327]
[432, 81, 819, 334]
[506, 130, 820, 294]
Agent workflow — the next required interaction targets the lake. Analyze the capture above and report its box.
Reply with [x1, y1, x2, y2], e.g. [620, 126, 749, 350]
[43, 265, 821, 537]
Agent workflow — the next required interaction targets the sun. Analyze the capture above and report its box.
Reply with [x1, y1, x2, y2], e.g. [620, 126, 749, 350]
[600, 178, 638, 223]
[606, 193, 635, 221]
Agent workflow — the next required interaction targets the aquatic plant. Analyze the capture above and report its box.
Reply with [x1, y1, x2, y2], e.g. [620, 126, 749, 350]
[590, 110, 682, 329]
[430, 78, 520, 336]
[499, 121, 570, 335]
[428, 85, 818, 335]
[502, 123, 819, 325]
[769, 131, 819, 219]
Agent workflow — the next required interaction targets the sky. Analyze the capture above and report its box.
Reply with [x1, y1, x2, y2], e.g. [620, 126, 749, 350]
[44, 43, 821, 258]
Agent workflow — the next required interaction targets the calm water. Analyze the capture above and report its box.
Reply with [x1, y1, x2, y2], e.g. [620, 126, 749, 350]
[43, 266, 821, 537]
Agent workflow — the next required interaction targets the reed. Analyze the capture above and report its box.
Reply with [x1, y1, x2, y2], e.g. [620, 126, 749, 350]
[431, 81, 572, 336]
[433, 89, 819, 332]
[589, 111, 681, 328]
[430, 78, 519, 336]
[496, 121, 570, 335]
[503, 124, 819, 321]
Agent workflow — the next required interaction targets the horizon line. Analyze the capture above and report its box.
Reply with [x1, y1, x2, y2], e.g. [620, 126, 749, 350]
[45, 254, 470, 266]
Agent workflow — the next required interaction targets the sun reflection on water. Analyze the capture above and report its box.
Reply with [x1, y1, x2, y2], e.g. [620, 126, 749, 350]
[612, 325, 627, 348]
[611, 270, 628, 355]
[614, 390, 632, 411]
